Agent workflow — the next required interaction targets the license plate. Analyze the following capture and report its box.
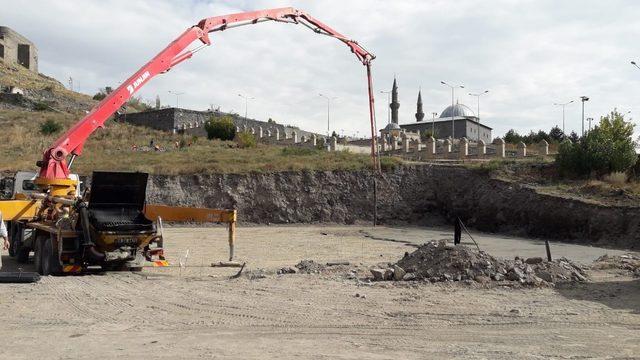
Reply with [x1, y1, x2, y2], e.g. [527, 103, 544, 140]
[115, 238, 138, 247]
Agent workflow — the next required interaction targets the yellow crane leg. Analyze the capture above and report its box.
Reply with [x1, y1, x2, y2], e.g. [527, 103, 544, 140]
[144, 204, 237, 261]
[0, 200, 40, 221]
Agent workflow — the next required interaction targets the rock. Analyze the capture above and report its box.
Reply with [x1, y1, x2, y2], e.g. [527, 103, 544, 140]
[402, 273, 417, 281]
[536, 271, 553, 283]
[492, 273, 505, 281]
[383, 268, 395, 281]
[277, 266, 298, 275]
[474, 275, 491, 284]
[392, 265, 406, 281]
[507, 267, 525, 281]
[525, 257, 543, 265]
[370, 268, 386, 281]
[510, 309, 520, 314]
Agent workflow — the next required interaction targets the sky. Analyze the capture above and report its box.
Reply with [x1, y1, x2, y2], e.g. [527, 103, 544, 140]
[3, 0, 640, 139]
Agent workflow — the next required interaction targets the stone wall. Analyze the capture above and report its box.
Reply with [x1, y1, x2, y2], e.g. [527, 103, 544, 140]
[146, 165, 640, 249]
[119, 108, 322, 140]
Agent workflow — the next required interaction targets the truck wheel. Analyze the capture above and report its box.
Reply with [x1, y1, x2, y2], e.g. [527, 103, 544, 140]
[41, 235, 61, 276]
[16, 246, 30, 264]
[34, 237, 43, 275]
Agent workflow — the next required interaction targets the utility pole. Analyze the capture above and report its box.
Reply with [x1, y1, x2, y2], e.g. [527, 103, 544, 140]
[553, 100, 574, 137]
[238, 93, 254, 120]
[468, 90, 489, 142]
[319, 93, 337, 136]
[168, 90, 185, 108]
[580, 96, 590, 138]
[587, 117, 593, 132]
[441, 81, 464, 139]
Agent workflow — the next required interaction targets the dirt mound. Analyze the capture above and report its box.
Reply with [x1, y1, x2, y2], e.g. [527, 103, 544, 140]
[592, 253, 640, 276]
[383, 240, 588, 286]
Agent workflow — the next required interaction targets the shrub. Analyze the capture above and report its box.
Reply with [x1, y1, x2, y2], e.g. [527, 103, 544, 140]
[556, 110, 638, 177]
[33, 101, 50, 111]
[92, 92, 106, 101]
[204, 115, 236, 140]
[235, 131, 257, 148]
[40, 119, 63, 135]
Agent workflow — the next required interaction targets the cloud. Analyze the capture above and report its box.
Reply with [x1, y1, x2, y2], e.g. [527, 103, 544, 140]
[2, 0, 639, 138]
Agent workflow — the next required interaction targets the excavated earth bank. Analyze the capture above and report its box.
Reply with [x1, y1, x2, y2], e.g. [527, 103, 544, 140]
[145, 164, 640, 249]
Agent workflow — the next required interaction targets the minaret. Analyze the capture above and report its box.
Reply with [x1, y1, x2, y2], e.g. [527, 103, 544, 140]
[415, 90, 425, 122]
[390, 78, 400, 124]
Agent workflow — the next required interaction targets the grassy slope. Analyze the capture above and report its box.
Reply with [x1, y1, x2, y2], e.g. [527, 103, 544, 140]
[0, 64, 394, 175]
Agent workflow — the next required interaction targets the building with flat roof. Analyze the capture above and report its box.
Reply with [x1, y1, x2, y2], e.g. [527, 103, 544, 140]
[0, 26, 38, 72]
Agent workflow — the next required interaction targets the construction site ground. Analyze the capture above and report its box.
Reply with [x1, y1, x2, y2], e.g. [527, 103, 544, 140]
[1, 225, 638, 359]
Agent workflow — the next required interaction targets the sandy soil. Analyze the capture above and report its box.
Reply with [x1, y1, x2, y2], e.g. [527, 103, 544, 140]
[1, 225, 639, 359]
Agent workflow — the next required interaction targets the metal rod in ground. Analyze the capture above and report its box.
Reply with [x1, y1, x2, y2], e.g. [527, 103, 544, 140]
[458, 217, 481, 252]
[454, 218, 461, 245]
[545, 239, 552, 261]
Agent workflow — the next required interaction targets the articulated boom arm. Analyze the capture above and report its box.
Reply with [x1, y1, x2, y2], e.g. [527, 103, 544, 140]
[38, 7, 377, 180]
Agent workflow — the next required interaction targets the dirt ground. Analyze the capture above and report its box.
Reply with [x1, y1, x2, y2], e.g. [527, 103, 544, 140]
[1, 225, 639, 359]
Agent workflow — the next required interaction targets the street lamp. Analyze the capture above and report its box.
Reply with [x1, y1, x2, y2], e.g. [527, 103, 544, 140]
[168, 90, 185, 108]
[553, 100, 574, 137]
[632, 61, 640, 70]
[380, 90, 392, 125]
[441, 81, 464, 139]
[468, 90, 489, 142]
[431, 112, 438, 138]
[238, 94, 254, 120]
[319, 93, 337, 136]
[580, 96, 589, 137]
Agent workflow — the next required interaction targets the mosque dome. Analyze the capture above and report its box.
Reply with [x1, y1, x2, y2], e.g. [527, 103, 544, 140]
[384, 122, 401, 131]
[439, 103, 475, 118]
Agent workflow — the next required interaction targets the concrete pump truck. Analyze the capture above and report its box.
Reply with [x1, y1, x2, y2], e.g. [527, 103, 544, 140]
[0, 7, 377, 275]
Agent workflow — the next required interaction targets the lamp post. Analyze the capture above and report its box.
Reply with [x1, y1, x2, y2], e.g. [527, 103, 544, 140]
[237, 94, 254, 120]
[632, 61, 640, 70]
[580, 96, 589, 138]
[380, 90, 392, 125]
[319, 93, 337, 136]
[468, 90, 489, 142]
[553, 100, 574, 137]
[431, 112, 438, 138]
[168, 90, 185, 108]
[441, 81, 464, 139]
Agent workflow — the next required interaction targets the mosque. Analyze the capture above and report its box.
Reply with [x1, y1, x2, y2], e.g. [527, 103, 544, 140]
[380, 78, 492, 143]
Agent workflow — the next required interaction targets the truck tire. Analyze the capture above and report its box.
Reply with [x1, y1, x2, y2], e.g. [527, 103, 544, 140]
[16, 246, 30, 264]
[34, 236, 43, 275]
[41, 235, 61, 276]
[9, 222, 22, 258]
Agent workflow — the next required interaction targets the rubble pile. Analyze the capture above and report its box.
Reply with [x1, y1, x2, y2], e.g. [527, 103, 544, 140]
[592, 253, 640, 277]
[370, 240, 588, 286]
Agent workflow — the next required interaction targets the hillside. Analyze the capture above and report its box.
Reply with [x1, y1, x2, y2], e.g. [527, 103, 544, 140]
[0, 63, 394, 175]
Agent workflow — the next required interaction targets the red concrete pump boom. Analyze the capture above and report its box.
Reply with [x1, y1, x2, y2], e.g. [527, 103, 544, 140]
[37, 7, 378, 180]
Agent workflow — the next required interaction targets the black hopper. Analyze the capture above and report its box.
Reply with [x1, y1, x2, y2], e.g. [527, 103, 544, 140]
[88, 171, 153, 232]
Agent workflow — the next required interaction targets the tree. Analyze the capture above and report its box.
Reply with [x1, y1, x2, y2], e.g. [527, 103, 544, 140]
[503, 129, 522, 144]
[420, 129, 434, 141]
[568, 131, 580, 143]
[204, 115, 236, 140]
[331, 131, 338, 138]
[556, 110, 638, 177]
[549, 126, 564, 142]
